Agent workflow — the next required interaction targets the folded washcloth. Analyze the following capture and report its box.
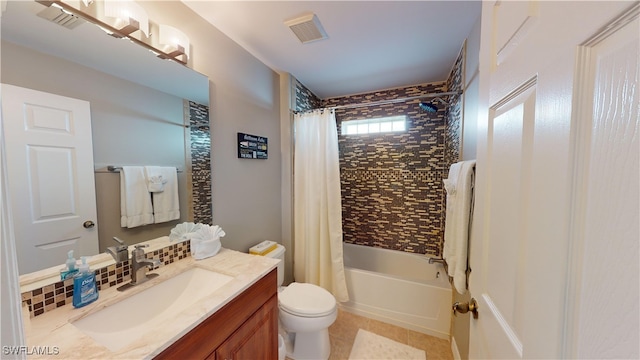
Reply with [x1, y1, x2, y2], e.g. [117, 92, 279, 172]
[147, 175, 167, 193]
[144, 166, 169, 193]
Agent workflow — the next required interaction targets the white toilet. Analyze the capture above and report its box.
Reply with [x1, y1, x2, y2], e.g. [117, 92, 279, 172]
[265, 244, 337, 360]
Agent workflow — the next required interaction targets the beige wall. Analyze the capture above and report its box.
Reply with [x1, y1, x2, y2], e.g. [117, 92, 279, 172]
[1, 40, 191, 254]
[139, 2, 283, 253]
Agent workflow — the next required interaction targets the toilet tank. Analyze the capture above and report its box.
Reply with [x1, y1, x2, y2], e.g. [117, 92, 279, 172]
[264, 244, 285, 287]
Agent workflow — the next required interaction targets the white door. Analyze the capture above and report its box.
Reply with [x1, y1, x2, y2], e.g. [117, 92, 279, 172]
[1, 84, 98, 275]
[469, 2, 638, 359]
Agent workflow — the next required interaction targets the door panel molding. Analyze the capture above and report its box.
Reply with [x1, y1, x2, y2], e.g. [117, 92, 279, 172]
[564, 4, 639, 358]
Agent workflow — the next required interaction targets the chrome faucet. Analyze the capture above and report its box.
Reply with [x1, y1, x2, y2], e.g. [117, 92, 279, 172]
[130, 244, 160, 285]
[106, 237, 129, 263]
[118, 244, 160, 291]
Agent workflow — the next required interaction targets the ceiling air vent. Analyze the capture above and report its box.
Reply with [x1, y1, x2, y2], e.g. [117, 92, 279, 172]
[37, 5, 85, 30]
[284, 13, 328, 44]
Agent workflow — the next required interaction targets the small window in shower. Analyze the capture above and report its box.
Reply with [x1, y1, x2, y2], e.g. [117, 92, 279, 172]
[341, 116, 407, 135]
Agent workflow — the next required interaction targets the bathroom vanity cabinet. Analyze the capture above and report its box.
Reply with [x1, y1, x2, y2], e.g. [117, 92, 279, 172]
[154, 269, 278, 360]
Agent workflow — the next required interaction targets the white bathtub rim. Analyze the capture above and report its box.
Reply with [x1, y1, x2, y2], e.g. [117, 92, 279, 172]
[344, 265, 450, 290]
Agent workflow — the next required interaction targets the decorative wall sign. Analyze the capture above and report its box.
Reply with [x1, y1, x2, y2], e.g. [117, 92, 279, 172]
[237, 132, 268, 159]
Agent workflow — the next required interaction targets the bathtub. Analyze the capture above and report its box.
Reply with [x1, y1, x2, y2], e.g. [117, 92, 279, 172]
[341, 242, 452, 339]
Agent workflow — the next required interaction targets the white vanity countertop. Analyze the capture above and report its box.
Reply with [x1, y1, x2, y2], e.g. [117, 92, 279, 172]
[22, 248, 279, 359]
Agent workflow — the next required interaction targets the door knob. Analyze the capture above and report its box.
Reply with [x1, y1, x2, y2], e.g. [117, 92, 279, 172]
[83, 220, 95, 229]
[453, 298, 478, 319]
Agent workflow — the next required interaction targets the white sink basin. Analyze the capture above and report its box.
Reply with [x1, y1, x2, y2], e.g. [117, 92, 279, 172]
[72, 267, 233, 352]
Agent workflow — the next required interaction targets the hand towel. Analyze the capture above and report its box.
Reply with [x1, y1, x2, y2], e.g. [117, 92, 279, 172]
[147, 166, 180, 223]
[120, 166, 154, 228]
[443, 160, 476, 294]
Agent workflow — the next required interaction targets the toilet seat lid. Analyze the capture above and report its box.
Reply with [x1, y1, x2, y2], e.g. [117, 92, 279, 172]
[279, 282, 336, 317]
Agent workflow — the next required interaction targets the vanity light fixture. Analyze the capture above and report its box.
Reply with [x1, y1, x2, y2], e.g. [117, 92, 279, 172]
[159, 24, 190, 59]
[158, 24, 189, 58]
[103, 0, 149, 37]
[35, 0, 189, 65]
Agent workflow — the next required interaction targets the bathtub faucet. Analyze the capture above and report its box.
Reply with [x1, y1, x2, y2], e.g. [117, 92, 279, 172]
[428, 257, 446, 265]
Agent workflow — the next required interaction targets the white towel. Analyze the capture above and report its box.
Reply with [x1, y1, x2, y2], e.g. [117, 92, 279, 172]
[190, 224, 225, 260]
[144, 166, 169, 193]
[120, 166, 154, 228]
[443, 160, 476, 294]
[146, 166, 180, 223]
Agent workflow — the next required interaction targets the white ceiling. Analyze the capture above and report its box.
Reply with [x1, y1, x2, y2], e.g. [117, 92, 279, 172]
[182, 1, 482, 99]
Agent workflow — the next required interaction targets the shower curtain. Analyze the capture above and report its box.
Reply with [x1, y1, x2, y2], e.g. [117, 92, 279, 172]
[293, 109, 349, 302]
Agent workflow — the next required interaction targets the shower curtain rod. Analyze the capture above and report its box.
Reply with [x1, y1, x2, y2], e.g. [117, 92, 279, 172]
[290, 90, 462, 114]
[327, 90, 462, 111]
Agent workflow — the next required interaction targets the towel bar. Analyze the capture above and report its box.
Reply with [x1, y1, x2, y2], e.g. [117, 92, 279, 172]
[101, 166, 183, 173]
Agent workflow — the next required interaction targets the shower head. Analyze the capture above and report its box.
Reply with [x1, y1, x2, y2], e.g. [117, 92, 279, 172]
[419, 96, 452, 113]
[419, 102, 438, 113]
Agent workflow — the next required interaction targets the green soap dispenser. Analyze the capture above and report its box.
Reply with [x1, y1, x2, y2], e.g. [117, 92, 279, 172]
[72, 256, 99, 308]
[60, 250, 78, 280]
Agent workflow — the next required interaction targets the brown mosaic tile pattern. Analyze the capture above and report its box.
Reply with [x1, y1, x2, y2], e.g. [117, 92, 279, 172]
[440, 46, 465, 250]
[22, 241, 191, 318]
[444, 46, 464, 170]
[189, 101, 212, 225]
[324, 83, 448, 256]
[295, 78, 322, 112]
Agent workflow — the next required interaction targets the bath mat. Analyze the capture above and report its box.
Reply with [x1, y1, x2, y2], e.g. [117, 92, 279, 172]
[348, 329, 426, 360]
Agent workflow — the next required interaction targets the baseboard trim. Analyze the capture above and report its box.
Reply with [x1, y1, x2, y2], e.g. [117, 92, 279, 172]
[451, 336, 462, 360]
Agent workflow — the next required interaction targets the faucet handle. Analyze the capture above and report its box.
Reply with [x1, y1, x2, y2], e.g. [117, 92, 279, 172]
[132, 244, 149, 260]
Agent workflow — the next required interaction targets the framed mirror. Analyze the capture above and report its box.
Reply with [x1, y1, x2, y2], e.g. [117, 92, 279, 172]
[1, 1, 209, 287]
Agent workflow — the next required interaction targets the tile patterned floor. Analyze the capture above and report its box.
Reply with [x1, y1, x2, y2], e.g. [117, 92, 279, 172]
[326, 308, 454, 360]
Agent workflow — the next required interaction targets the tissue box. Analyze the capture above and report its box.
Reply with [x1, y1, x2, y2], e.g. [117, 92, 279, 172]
[250, 240, 277, 256]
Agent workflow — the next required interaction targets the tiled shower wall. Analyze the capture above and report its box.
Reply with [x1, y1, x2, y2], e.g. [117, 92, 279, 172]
[294, 78, 323, 112]
[323, 83, 448, 255]
[294, 47, 464, 256]
[445, 45, 465, 169]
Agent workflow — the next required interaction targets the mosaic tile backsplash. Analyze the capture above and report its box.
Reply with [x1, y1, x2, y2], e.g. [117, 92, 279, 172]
[21, 241, 191, 318]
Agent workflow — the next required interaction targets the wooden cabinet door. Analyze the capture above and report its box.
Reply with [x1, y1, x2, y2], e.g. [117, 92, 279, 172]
[154, 270, 277, 360]
[215, 294, 278, 360]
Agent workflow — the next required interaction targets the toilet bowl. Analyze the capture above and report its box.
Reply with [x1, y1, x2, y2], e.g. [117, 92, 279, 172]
[279, 282, 337, 359]
[261, 244, 337, 360]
